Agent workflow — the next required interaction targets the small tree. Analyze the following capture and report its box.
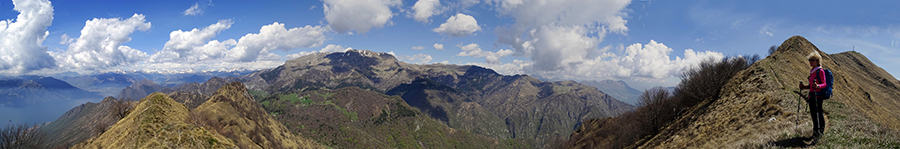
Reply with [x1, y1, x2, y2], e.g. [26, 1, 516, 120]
[0, 124, 47, 149]
[637, 87, 674, 134]
[768, 45, 778, 56]
[110, 99, 129, 119]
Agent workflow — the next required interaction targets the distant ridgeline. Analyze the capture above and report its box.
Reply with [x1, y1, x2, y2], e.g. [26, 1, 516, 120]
[39, 49, 634, 148]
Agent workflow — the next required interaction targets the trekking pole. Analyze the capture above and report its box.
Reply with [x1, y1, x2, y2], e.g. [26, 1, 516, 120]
[796, 81, 803, 133]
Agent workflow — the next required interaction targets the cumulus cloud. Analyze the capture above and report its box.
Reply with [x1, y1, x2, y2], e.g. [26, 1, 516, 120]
[51, 14, 152, 71]
[467, 59, 532, 75]
[433, 43, 444, 50]
[433, 13, 481, 37]
[59, 34, 74, 45]
[490, 0, 631, 71]
[524, 40, 724, 82]
[284, 51, 317, 60]
[228, 23, 327, 61]
[323, 0, 402, 34]
[523, 25, 600, 70]
[397, 53, 433, 64]
[411, 46, 425, 50]
[457, 43, 513, 64]
[183, 3, 202, 16]
[319, 44, 352, 53]
[410, 0, 443, 23]
[0, 0, 57, 74]
[150, 21, 327, 63]
[150, 20, 233, 62]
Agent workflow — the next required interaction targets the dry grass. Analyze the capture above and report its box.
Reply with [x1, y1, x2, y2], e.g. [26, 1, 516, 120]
[71, 93, 237, 149]
[636, 36, 900, 148]
[759, 100, 900, 148]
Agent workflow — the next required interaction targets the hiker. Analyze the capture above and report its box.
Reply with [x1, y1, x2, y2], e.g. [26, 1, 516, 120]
[798, 51, 828, 143]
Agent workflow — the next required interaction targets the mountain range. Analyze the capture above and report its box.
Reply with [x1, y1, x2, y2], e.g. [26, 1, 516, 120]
[238, 50, 634, 147]
[581, 80, 643, 106]
[30, 49, 635, 148]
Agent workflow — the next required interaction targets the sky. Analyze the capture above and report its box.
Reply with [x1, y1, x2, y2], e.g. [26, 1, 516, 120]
[2, 0, 899, 90]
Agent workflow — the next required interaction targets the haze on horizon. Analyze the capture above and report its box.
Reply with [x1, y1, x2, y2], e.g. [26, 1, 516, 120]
[2, 0, 899, 90]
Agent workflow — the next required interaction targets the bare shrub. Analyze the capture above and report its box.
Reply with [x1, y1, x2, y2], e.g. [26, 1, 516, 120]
[93, 122, 111, 137]
[637, 87, 674, 134]
[559, 55, 758, 149]
[0, 123, 47, 149]
[110, 99, 130, 119]
[674, 56, 753, 111]
[768, 45, 778, 56]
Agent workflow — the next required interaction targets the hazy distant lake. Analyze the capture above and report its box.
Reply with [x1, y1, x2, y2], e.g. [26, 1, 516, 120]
[1, 98, 102, 127]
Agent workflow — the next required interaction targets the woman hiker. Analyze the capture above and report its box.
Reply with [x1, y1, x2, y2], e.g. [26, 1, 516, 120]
[798, 51, 828, 144]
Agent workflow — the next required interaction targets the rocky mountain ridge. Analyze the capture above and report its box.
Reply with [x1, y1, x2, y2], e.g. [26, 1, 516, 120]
[242, 49, 634, 147]
[71, 82, 323, 148]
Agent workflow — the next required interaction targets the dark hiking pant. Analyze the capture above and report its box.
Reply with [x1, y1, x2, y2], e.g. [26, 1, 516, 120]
[807, 92, 826, 138]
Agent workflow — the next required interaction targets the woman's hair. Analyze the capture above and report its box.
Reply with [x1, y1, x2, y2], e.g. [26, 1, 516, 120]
[807, 51, 823, 66]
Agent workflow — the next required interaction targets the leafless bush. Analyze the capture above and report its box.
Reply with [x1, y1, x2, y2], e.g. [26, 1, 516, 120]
[637, 87, 675, 135]
[558, 55, 758, 149]
[674, 56, 753, 111]
[768, 45, 778, 56]
[0, 123, 47, 149]
[110, 99, 130, 119]
[93, 122, 111, 137]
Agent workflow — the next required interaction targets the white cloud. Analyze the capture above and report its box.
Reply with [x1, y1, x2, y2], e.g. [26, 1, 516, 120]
[411, 46, 425, 50]
[150, 20, 233, 62]
[433, 43, 444, 50]
[183, 3, 202, 16]
[51, 14, 152, 71]
[467, 59, 532, 75]
[524, 25, 600, 70]
[59, 34, 74, 45]
[284, 51, 317, 60]
[410, 0, 443, 23]
[0, 0, 57, 74]
[319, 44, 352, 53]
[490, 0, 631, 70]
[323, 0, 402, 34]
[228, 23, 328, 62]
[456, 43, 513, 64]
[397, 53, 433, 64]
[525, 40, 724, 82]
[759, 24, 774, 37]
[433, 13, 481, 37]
[150, 21, 327, 63]
[256, 51, 283, 62]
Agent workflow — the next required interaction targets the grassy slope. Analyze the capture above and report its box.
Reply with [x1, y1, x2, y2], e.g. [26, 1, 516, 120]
[72, 93, 237, 149]
[260, 87, 529, 149]
[638, 36, 900, 148]
[191, 82, 323, 149]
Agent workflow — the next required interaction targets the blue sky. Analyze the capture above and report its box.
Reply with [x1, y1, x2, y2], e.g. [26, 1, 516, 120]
[2, 0, 899, 90]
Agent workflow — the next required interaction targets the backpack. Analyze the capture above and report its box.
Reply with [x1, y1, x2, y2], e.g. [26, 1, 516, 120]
[816, 68, 834, 99]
